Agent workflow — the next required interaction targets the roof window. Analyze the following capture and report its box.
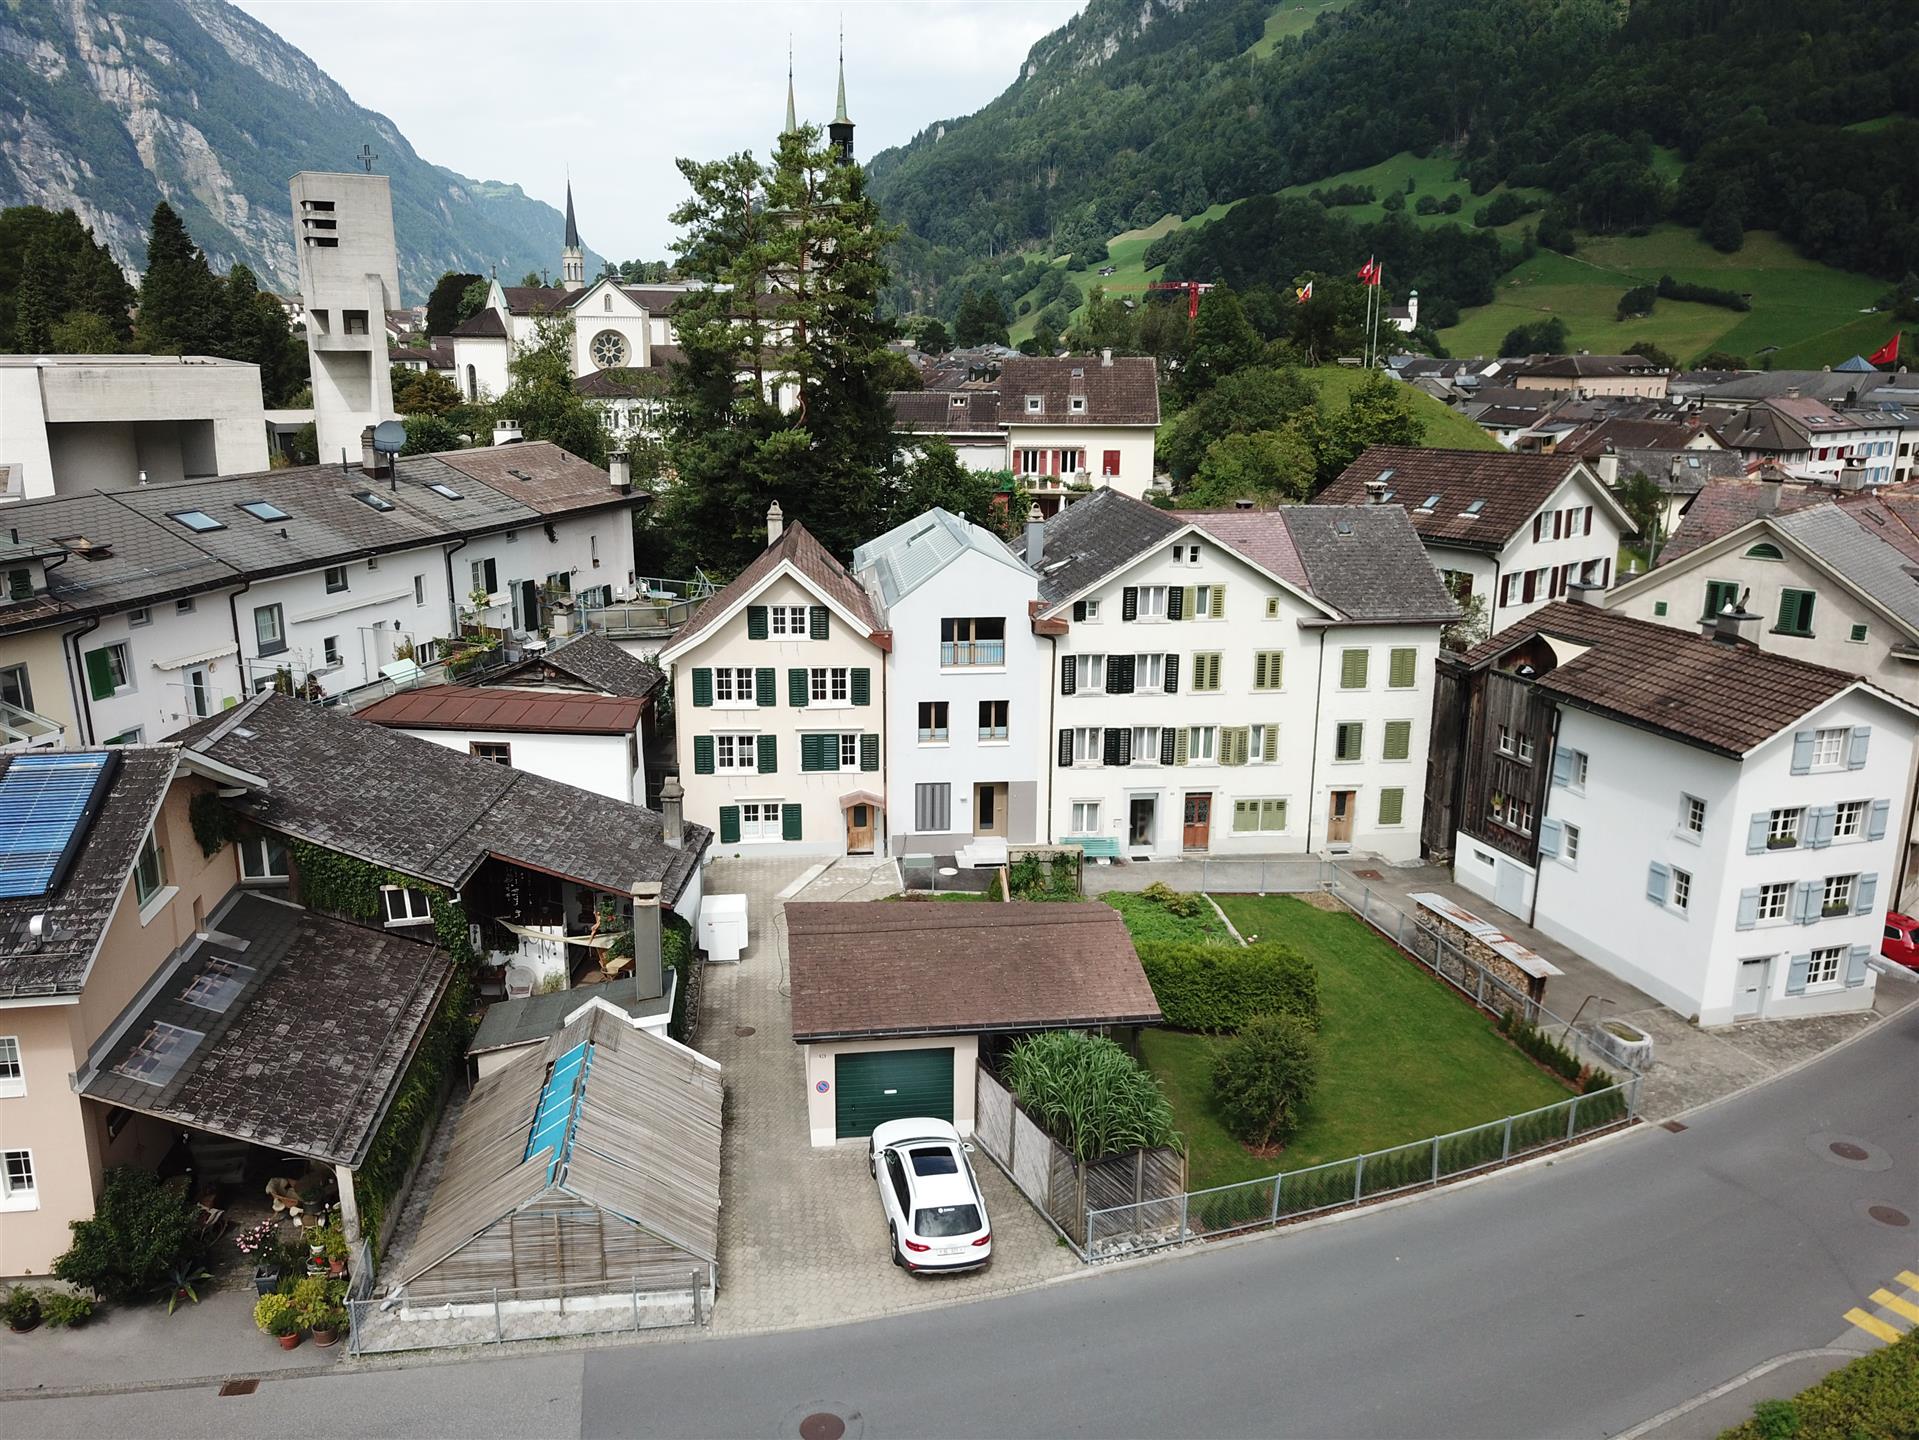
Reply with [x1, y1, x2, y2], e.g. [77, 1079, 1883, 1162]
[351, 491, 396, 513]
[1418, 493, 1442, 511]
[1025, 396, 1043, 414]
[181, 957, 255, 1014]
[236, 500, 288, 522]
[116, 1021, 202, 1087]
[169, 509, 227, 533]
[428, 482, 464, 499]
[1460, 499, 1486, 517]
[950, 396, 967, 409]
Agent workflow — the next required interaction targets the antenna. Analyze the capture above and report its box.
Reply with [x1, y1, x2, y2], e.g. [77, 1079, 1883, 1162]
[357, 143, 378, 174]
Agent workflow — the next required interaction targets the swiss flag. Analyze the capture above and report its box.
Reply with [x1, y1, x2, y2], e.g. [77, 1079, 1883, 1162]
[1357, 258, 1381, 286]
[1869, 332, 1901, 367]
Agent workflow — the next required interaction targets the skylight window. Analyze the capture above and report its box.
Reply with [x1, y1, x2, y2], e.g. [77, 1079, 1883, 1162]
[428, 483, 463, 500]
[116, 1021, 203, 1087]
[1419, 493, 1442, 510]
[236, 500, 288, 522]
[1461, 499, 1486, 516]
[169, 510, 227, 533]
[181, 957, 255, 1014]
[351, 491, 396, 513]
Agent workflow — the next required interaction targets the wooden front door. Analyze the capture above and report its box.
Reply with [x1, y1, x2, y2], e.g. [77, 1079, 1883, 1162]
[1327, 790, 1355, 845]
[1182, 793, 1212, 852]
[846, 803, 874, 854]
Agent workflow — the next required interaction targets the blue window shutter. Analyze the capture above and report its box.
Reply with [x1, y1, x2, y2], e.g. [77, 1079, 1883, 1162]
[1646, 861, 1669, 903]
[1855, 872, 1878, 915]
[755, 666, 776, 706]
[1785, 954, 1810, 994]
[1551, 748, 1574, 787]
[691, 668, 713, 707]
[747, 605, 769, 640]
[758, 734, 777, 774]
[1538, 818, 1562, 857]
[1746, 812, 1769, 855]
[1845, 944, 1870, 986]
[1808, 805, 1834, 849]
[1795, 882, 1820, 925]
[1847, 725, 1871, 770]
[1790, 730, 1814, 774]
[718, 806, 740, 844]
[1868, 798, 1891, 839]
[693, 736, 715, 774]
[1736, 887, 1759, 930]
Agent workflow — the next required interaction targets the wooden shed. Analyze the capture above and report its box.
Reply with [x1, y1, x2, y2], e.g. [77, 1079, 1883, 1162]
[393, 1004, 722, 1305]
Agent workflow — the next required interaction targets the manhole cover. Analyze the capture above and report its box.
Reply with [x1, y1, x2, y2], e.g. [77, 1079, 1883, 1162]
[1868, 1205, 1911, 1227]
[218, 1379, 259, 1397]
[799, 1416, 846, 1440]
[1808, 1132, 1891, 1171]
[734, 1025, 756, 1037]
[1660, 1120, 1688, 1133]
[1354, 869, 1384, 881]
[1830, 1141, 1870, 1161]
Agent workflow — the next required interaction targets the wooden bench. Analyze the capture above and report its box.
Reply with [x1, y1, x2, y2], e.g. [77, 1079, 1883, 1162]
[1065, 835, 1122, 862]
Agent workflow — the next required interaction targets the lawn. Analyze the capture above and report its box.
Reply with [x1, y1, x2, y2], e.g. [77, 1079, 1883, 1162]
[1101, 890, 1232, 944]
[1248, 0, 1353, 58]
[1140, 895, 1572, 1190]
[1278, 152, 1548, 239]
[1301, 366, 1502, 451]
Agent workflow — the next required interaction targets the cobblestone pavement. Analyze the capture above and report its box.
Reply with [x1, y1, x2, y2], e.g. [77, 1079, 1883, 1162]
[696, 856, 1080, 1336]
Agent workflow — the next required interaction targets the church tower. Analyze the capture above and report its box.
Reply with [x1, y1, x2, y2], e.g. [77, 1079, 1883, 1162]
[560, 179, 585, 292]
[784, 43, 798, 138]
[828, 31, 855, 165]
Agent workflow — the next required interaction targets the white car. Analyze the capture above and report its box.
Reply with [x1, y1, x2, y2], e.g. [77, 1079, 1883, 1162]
[869, 1118, 993, 1274]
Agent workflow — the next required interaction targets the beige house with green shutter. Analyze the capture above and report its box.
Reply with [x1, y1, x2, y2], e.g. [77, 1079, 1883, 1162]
[659, 509, 890, 857]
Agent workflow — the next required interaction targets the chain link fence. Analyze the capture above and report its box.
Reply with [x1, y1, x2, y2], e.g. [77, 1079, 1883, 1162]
[347, 1271, 710, 1356]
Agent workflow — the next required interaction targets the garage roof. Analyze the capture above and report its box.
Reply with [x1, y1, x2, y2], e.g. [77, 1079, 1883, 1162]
[785, 901, 1161, 1042]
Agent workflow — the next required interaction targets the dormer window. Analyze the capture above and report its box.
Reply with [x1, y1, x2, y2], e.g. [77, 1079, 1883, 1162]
[951, 395, 968, 409]
[1025, 396, 1043, 414]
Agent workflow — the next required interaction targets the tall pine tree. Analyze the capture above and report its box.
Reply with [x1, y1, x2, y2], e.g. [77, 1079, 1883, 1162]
[136, 202, 227, 357]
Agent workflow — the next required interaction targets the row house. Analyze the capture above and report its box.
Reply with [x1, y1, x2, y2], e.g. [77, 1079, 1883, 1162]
[1317, 447, 1631, 633]
[1716, 397, 1913, 487]
[0, 442, 642, 748]
[1429, 601, 1917, 1025]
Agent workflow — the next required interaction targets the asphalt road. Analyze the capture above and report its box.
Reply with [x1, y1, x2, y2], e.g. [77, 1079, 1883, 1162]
[7, 1008, 1914, 1440]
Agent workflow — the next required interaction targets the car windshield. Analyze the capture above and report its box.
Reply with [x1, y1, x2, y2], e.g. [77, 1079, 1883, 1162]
[914, 1204, 982, 1238]
[908, 1147, 960, 1177]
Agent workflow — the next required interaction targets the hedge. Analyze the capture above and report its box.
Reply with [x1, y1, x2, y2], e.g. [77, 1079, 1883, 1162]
[1499, 1009, 1583, 1083]
[1721, 1330, 1916, 1440]
[1136, 939, 1319, 1033]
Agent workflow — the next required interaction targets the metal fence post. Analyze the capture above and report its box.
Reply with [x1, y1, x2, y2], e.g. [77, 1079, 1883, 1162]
[1270, 1170, 1283, 1222]
[633, 1283, 642, 1331]
[1180, 1191, 1190, 1240]
[1353, 1152, 1366, 1203]
[1502, 1115, 1514, 1161]
[493, 1287, 503, 1342]
[1566, 1094, 1581, 1141]
[691, 1270, 704, 1327]
[1431, 1135, 1441, 1184]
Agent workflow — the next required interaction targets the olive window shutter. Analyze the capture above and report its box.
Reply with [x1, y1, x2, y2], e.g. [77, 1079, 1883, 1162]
[860, 733, 879, 771]
[781, 803, 802, 842]
[1211, 583, 1226, 619]
[789, 667, 810, 706]
[1379, 788, 1405, 826]
[691, 668, 713, 707]
[1389, 647, 1416, 688]
[693, 736, 715, 774]
[1121, 586, 1138, 621]
[757, 734, 778, 773]
[756, 666, 777, 706]
[1222, 727, 1249, 766]
[1174, 728, 1190, 765]
[809, 605, 829, 639]
[1383, 720, 1412, 761]
[747, 605, 769, 640]
[718, 806, 740, 844]
[1182, 586, 1196, 620]
[86, 647, 116, 701]
[1263, 723, 1279, 763]
[1341, 649, 1369, 689]
[851, 668, 871, 705]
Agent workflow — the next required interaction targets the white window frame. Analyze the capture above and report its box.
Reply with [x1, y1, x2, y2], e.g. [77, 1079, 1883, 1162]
[239, 834, 289, 882]
[1249, 723, 1275, 764]
[1136, 585, 1168, 621]
[1131, 726, 1160, 765]
[1070, 727, 1102, 764]
[1806, 946, 1844, 988]
[1135, 653, 1165, 693]
[128, 606, 151, 628]
[714, 667, 757, 706]
[1071, 654, 1105, 691]
[1671, 867, 1692, 913]
[0, 1149, 35, 1211]
[838, 733, 860, 772]
[1768, 807, 1802, 848]
[324, 564, 349, 594]
[1821, 873, 1855, 916]
[1810, 727, 1847, 769]
[1081, 598, 1102, 621]
[97, 641, 135, 695]
[1757, 882, 1791, 922]
[715, 733, 760, 773]
[1680, 794, 1706, 839]
[739, 800, 783, 843]
[0, 1037, 22, 1099]
[1070, 800, 1102, 834]
[1334, 722, 1364, 763]
[133, 830, 165, 907]
[1189, 725, 1218, 763]
[769, 605, 809, 638]
[1561, 821, 1581, 865]
[1833, 800, 1867, 840]
[809, 666, 850, 704]
[380, 885, 434, 928]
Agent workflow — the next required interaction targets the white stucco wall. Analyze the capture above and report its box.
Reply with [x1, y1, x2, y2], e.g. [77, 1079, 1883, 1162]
[1006, 423, 1157, 501]
[459, 505, 638, 632]
[75, 594, 245, 743]
[802, 1034, 981, 1148]
[1484, 475, 1626, 628]
[389, 726, 640, 803]
[240, 552, 451, 699]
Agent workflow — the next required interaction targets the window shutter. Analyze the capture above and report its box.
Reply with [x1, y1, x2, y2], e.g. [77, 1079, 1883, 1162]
[800, 734, 820, 773]
[809, 605, 829, 640]
[1846, 944, 1870, 986]
[1164, 654, 1179, 693]
[1160, 728, 1176, 765]
[1073, 600, 1086, 622]
[1111, 655, 1135, 694]
[1116, 728, 1133, 766]
[1174, 728, 1190, 765]
[85, 648, 115, 700]
[758, 734, 778, 774]
[1378, 788, 1404, 827]
[1736, 887, 1759, 930]
[1225, 727, 1249, 766]
[1059, 654, 1077, 695]
[1384, 721, 1412, 761]
[747, 605, 769, 640]
[1263, 723, 1279, 763]
[1341, 650, 1368, 689]
[1808, 805, 1835, 849]
[1389, 648, 1416, 689]
[1167, 586, 1184, 621]
[1182, 585, 1196, 621]
[1855, 872, 1878, 915]
[1868, 798, 1891, 840]
[691, 668, 713, 707]
[860, 733, 879, 771]
[1058, 729, 1074, 768]
[789, 668, 810, 707]
[1102, 728, 1123, 766]
[1789, 729, 1814, 774]
[1538, 818, 1562, 856]
[1552, 749, 1574, 788]
[694, 736, 715, 774]
[1121, 586, 1138, 621]
[851, 668, 871, 706]
[754, 667, 776, 706]
[1523, 570, 1537, 603]
[719, 805, 740, 844]
[781, 803, 802, 842]
[1212, 584, 1225, 619]
[1746, 812, 1769, 854]
[1846, 725, 1871, 770]
[1795, 882, 1820, 926]
[1785, 954, 1810, 994]
[1254, 653, 1269, 689]
[1584, 507, 1593, 536]
[1646, 861, 1669, 903]
[1532, 514, 1544, 543]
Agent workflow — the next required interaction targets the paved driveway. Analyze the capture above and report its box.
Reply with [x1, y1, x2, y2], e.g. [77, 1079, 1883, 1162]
[696, 857, 1079, 1335]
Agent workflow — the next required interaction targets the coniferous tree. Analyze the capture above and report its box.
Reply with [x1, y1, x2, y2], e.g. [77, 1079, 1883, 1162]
[136, 202, 228, 356]
[425, 271, 483, 337]
[13, 233, 60, 352]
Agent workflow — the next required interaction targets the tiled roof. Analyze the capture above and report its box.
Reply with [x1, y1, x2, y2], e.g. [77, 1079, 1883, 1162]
[0, 746, 178, 998]
[486, 631, 664, 699]
[1461, 602, 1877, 756]
[786, 901, 1161, 1041]
[1318, 446, 1591, 550]
[1608, 448, 1746, 495]
[355, 684, 646, 735]
[996, 355, 1160, 427]
[436, 444, 637, 518]
[853, 507, 1033, 610]
[1034, 485, 1182, 606]
[448, 308, 507, 339]
[1657, 478, 1829, 563]
[1555, 417, 1721, 453]
[179, 696, 708, 906]
[1515, 354, 1670, 380]
[890, 389, 1005, 435]
[500, 286, 570, 315]
[1768, 504, 1919, 634]
[1243, 505, 1460, 624]
[667, 521, 883, 654]
[78, 892, 454, 1166]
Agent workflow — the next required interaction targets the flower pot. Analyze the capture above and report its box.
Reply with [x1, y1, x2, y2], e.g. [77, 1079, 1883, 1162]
[311, 1327, 339, 1348]
[276, 1331, 302, 1350]
[253, 1266, 278, 1297]
[328, 1258, 347, 1278]
[6, 1318, 39, 1334]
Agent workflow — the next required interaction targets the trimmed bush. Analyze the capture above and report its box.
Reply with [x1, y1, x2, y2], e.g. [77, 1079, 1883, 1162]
[1210, 1014, 1319, 1149]
[1500, 1011, 1583, 1082]
[1001, 1030, 1178, 1162]
[1137, 939, 1319, 1033]
[1721, 1330, 1916, 1440]
[1657, 273, 1750, 311]
[1617, 283, 1658, 319]
[52, 1168, 200, 1302]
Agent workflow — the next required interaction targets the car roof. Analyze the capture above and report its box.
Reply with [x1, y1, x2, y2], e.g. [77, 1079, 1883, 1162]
[1888, 912, 1916, 926]
[905, 1163, 980, 1212]
[873, 1116, 960, 1147]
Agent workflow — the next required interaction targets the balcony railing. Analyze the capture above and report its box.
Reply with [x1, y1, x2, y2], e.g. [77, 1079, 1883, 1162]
[940, 639, 1006, 667]
[0, 698, 63, 751]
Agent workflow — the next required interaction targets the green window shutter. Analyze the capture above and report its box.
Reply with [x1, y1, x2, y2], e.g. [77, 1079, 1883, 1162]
[1263, 723, 1279, 763]
[1233, 800, 1256, 833]
[1379, 788, 1405, 826]
[691, 668, 713, 707]
[693, 736, 715, 774]
[747, 605, 769, 640]
[809, 605, 829, 640]
[860, 733, 879, 771]
[800, 734, 822, 772]
[1389, 648, 1416, 689]
[756, 666, 777, 706]
[1384, 720, 1412, 761]
[1341, 649, 1368, 689]
[719, 805, 740, 844]
[781, 803, 802, 842]
[851, 668, 871, 706]
[758, 734, 778, 773]
[789, 667, 810, 707]
[1224, 727, 1248, 766]
[85, 647, 116, 701]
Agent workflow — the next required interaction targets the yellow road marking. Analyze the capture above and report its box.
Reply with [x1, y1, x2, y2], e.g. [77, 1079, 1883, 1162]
[1844, 1307, 1902, 1344]
[1872, 1288, 1919, 1324]
[1898, 1270, 1919, 1290]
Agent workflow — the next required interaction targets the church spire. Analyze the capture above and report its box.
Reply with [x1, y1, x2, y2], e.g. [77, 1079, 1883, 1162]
[563, 177, 581, 251]
[560, 174, 584, 292]
[784, 39, 798, 136]
[834, 25, 849, 124]
[828, 22, 855, 165]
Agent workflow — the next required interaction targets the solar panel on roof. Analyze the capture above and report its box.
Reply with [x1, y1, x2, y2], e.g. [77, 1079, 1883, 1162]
[526, 1040, 593, 1181]
[0, 750, 120, 900]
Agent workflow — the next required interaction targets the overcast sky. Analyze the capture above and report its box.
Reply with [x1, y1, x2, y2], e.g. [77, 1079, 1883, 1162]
[232, 1, 1084, 260]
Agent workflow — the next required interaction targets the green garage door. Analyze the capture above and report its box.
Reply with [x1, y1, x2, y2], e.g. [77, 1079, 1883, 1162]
[834, 1047, 954, 1140]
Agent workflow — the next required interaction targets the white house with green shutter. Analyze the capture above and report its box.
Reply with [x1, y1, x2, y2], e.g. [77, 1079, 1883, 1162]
[659, 510, 890, 857]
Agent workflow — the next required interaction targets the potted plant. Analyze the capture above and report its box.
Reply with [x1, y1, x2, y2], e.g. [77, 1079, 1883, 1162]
[41, 1292, 94, 1329]
[3, 1285, 42, 1333]
[321, 1223, 349, 1278]
[254, 1293, 301, 1349]
[165, 1258, 211, 1314]
[309, 1304, 346, 1348]
[233, 1218, 280, 1295]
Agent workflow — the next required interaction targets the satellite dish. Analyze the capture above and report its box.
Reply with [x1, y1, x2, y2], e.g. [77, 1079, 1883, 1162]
[372, 420, 408, 455]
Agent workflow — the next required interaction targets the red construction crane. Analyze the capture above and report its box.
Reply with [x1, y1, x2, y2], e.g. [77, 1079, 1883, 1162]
[1099, 280, 1216, 319]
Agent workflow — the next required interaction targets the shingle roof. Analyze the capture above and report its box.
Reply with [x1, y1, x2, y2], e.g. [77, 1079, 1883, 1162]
[890, 389, 1005, 435]
[179, 695, 707, 905]
[666, 521, 883, 654]
[435, 444, 636, 518]
[448, 308, 507, 339]
[500, 286, 570, 315]
[1515, 354, 1670, 380]
[852, 507, 1033, 610]
[486, 631, 664, 699]
[78, 891, 454, 1166]
[1317, 446, 1593, 550]
[1767, 504, 1919, 634]
[996, 355, 1160, 427]
[1460, 602, 1883, 756]
[355, 685, 646, 735]
[1608, 448, 1745, 496]
[1697, 371, 1896, 405]
[1658, 477, 1828, 563]
[0, 746, 178, 998]
[1224, 505, 1460, 624]
[786, 901, 1162, 1041]
[1034, 485, 1181, 606]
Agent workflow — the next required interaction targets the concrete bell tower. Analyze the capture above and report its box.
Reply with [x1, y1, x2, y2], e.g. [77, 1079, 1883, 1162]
[561, 179, 585, 292]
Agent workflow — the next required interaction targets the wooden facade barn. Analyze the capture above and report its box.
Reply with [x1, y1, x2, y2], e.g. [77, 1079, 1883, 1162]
[393, 1005, 722, 1304]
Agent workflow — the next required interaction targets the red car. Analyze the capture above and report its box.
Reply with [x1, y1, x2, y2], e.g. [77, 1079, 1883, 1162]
[1881, 912, 1919, 970]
